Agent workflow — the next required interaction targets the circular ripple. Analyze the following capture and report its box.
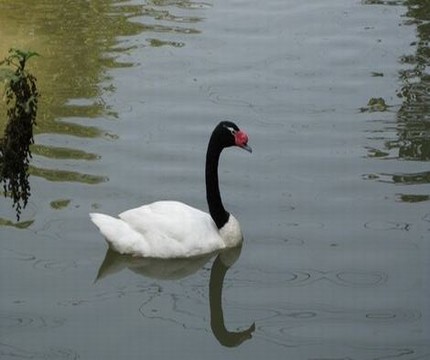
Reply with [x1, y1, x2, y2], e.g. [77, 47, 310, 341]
[287, 311, 317, 319]
[58, 284, 160, 307]
[280, 270, 312, 286]
[282, 236, 305, 246]
[335, 271, 388, 287]
[285, 222, 325, 229]
[365, 309, 421, 323]
[364, 221, 411, 231]
[0, 312, 65, 331]
[286, 271, 313, 286]
[0, 247, 35, 261]
[366, 312, 396, 320]
[33, 259, 77, 272]
[0, 343, 80, 360]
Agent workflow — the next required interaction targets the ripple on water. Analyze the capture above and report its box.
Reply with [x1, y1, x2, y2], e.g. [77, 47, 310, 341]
[234, 268, 388, 289]
[58, 283, 159, 307]
[1, 246, 79, 273]
[32, 259, 78, 272]
[0, 343, 80, 360]
[255, 303, 422, 349]
[285, 222, 326, 229]
[334, 270, 388, 287]
[364, 220, 412, 231]
[230, 268, 313, 288]
[137, 282, 267, 333]
[364, 308, 422, 323]
[0, 311, 65, 331]
[0, 247, 35, 262]
[139, 291, 206, 331]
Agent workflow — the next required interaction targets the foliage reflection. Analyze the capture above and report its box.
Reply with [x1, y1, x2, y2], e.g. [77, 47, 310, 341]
[0, 0, 203, 219]
[364, 0, 429, 201]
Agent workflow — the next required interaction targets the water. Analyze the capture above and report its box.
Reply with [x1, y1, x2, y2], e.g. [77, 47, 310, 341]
[1, 0, 429, 359]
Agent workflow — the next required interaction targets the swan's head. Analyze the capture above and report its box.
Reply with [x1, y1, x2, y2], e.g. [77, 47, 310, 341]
[217, 121, 252, 153]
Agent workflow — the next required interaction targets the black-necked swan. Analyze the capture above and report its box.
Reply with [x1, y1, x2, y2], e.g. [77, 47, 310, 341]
[90, 121, 252, 258]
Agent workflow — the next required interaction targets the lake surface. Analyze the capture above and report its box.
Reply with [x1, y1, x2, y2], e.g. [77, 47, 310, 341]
[1, 0, 429, 359]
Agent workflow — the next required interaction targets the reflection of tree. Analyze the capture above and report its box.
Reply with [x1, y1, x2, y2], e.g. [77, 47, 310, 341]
[0, 49, 39, 219]
[0, 0, 203, 139]
[0, 1, 133, 193]
[0, 0, 203, 212]
[364, 1, 429, 194]
[394, 1, 430, 163]
[0, 1, 118, 137]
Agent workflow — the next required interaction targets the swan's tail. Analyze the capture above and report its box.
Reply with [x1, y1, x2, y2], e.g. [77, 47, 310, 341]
[89, 213, 145, 254]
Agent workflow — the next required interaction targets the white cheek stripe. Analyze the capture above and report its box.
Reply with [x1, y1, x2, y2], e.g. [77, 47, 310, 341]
[224, 126, 236, 134]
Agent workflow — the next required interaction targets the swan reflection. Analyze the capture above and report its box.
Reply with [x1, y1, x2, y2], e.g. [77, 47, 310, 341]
[96, 245, 255, 347]
[96, 248, 214, 281]
[209, 249, 256, 347]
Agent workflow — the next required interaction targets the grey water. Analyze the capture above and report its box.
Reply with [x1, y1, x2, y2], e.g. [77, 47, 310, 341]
[1, 0, 429, 359]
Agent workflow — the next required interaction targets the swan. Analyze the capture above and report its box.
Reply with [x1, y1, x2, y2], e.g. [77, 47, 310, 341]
[90, 121, 252, 258]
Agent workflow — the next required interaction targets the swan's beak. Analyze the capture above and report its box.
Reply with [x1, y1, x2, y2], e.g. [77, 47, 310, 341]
[235, 130, 252, 153]
[240, 144, 252, 153]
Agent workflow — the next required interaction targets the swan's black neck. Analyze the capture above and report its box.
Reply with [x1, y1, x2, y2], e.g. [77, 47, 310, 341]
[206, 134, 229, 229]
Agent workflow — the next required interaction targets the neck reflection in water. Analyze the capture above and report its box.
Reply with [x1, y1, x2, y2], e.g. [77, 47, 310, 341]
[96, 245, 255, 347]
[209, 250, 256, 347]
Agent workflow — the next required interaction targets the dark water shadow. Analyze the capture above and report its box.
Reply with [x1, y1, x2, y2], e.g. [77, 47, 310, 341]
[96, 245, 255, 347]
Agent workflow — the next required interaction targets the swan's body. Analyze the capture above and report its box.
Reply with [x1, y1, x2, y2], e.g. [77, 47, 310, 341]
[90, 121, 251, 258]
[90, 201, 241, 258]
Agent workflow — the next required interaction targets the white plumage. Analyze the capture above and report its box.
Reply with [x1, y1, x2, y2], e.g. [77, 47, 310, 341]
[90, 201, 242, 258]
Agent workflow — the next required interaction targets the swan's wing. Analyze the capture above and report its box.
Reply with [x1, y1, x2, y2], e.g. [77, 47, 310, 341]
[90, 213, 150, 255]
[117, 201, 224, 257]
